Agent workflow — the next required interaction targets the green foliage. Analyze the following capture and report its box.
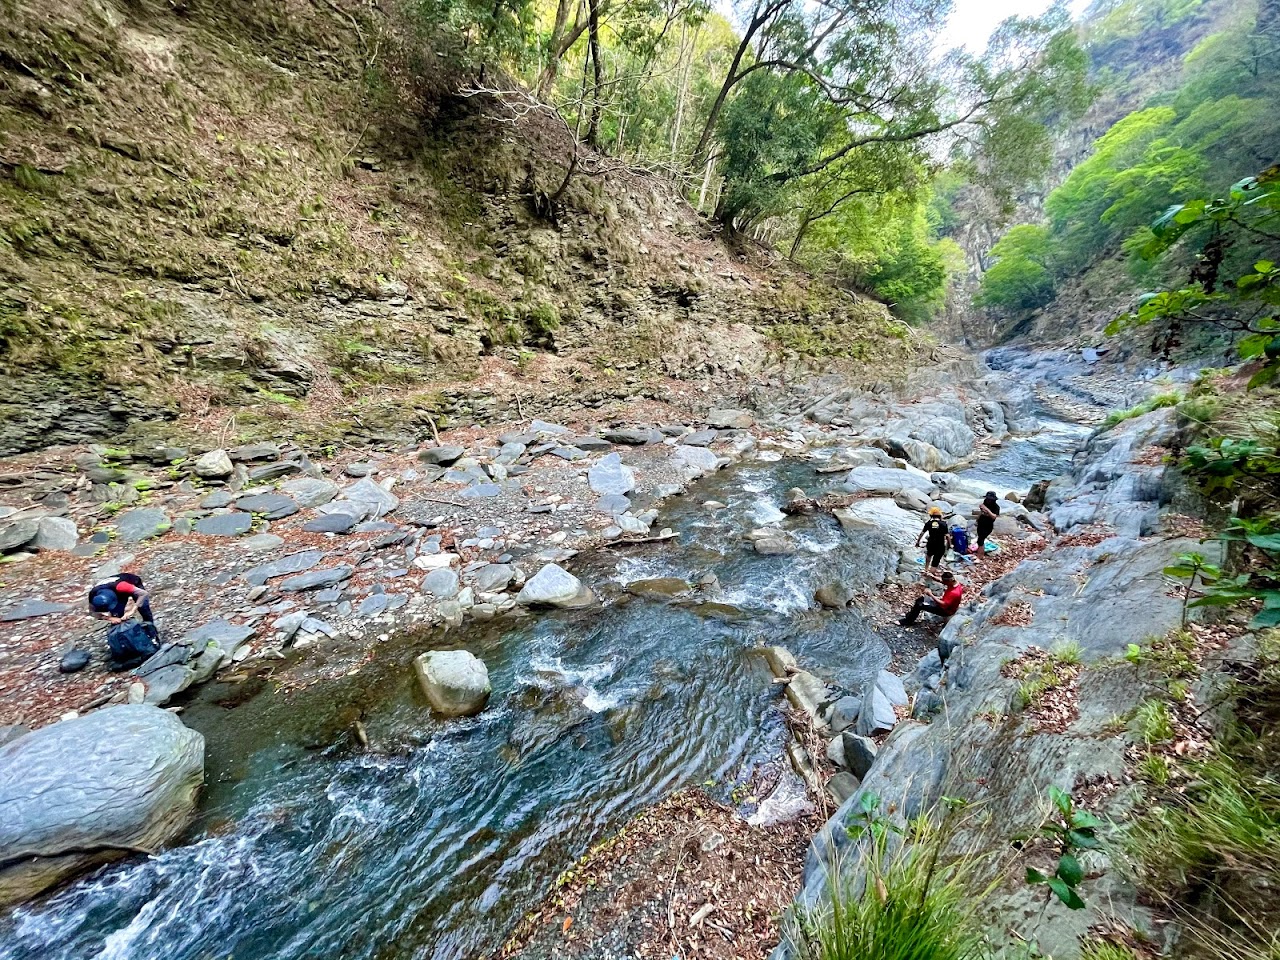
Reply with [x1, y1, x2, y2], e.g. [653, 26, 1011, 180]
[1026, 786, 1102, 910]
[976, 224, 1057, 313]
[1128, 754, 1280, 908]
[1164, 550, 1221, 625]
[796, 801, 984, 960]
[1132, 698, 1175, 745]
[1100, 391, 1181, 429]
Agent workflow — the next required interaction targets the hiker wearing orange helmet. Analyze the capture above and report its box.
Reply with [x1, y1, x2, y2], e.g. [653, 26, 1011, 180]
[915, 505, 950, 572]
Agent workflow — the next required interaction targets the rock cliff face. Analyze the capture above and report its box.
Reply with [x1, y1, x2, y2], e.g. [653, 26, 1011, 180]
[773, 408, 1218, 959]
[0, 0, 910, 456]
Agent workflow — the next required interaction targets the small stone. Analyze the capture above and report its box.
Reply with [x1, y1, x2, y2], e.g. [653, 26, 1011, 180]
[58, 650, 91, 673]
[114, 508, 170, 543]
[679, 429, 718, 447]
[229, 442, 281, 461]
[855, 687, 897, 736]
[594, 494, 631, 514]
[248, 461, 301, 483]
[279, 477, 339, 508]
[842, 734, 878, 778]
[588, 453, 635, 496]
[200, 491, 236, 509]
[193, 449, 234, 479]
[601, 428, 660, 445]
[516, 563, 593, 608]
[471, 563, 513, 593]
[814, 583, 853, 609]
[460, 483, 501, 499]
[279, 566, 353, 591]
[342, 477, 399, 518]
[345, 462, 373, 477]
[303, 513, 358, 534]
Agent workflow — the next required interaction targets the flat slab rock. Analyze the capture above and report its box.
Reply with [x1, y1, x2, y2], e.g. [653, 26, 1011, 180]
[114, 508, 171, 543]
[280, 566, 353, 591]
[243, 549, 326, 586]
[0, 599, 73, 622]
[195, 512, 253, 537]
[234, 493, 299, 521]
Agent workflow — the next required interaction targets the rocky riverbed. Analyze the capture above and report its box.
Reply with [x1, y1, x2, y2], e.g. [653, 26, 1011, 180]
[0, 348, 1209, 959]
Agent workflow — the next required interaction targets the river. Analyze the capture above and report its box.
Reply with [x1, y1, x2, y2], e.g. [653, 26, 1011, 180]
[0, 427, 1084, 960]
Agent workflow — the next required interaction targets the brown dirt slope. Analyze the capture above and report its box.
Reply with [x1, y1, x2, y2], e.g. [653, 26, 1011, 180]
[0, 0, 914, 455]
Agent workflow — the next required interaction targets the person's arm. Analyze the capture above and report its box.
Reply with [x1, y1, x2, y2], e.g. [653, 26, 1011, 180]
[980, 502, 996, 519]
[114, 583, 148, 621]
[916, 522, 927, 547]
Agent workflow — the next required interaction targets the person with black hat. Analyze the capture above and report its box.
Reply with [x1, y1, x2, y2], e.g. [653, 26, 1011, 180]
[88, 573, 154, 626]
[976, 492, 1001, 558]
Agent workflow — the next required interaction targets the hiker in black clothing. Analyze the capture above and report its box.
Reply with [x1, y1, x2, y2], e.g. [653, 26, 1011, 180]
[915, 506, 950, 572]
[88, 573, 154, 625]
[976, 492, 1000, 557]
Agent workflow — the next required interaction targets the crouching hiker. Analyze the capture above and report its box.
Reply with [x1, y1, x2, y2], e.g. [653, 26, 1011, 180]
[88, 573, 159, 668]
[898, 571, 964, 627]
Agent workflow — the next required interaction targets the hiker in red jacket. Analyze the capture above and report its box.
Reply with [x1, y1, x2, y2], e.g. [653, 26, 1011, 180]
[898, 571, 964, 626]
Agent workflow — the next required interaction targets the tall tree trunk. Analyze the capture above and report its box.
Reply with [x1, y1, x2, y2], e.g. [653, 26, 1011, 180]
[669, 20, 694, 161]
[697, 151, 716, 210]
[536, 1, 593, 97]
[788, 217, 813, 260]
[585, 0, 604, 147]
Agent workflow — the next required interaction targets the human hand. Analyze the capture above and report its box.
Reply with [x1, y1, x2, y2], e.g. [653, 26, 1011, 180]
[107, 616, 124, 624]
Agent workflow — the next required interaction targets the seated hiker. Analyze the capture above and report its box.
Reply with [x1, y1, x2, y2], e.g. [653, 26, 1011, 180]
[898, 571, 964, 626]
[916, 506, 950, 571]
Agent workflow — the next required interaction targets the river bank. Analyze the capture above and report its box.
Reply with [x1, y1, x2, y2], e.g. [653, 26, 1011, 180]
[0, 348, 1184, 959]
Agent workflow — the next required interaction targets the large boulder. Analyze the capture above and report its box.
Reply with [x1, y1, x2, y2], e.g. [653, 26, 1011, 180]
[414, 650, 491, 717]
[842, 466, 933, 498]
[0, 706, 204, 905]
[516, 563, 594, 608]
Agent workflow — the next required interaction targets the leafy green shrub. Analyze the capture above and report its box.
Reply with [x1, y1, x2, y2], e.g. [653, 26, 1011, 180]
[1100, 391, 1181, 430]
[794, 811, 984, 960]
[1026, 786, 1103, 910]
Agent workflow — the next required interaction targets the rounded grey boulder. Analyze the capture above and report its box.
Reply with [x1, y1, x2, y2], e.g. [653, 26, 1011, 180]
[414, 650, 492, 717]
[0, 705, 205, 905]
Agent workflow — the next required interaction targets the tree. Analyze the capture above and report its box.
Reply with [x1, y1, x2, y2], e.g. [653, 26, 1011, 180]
[976, 225, 1057, 313]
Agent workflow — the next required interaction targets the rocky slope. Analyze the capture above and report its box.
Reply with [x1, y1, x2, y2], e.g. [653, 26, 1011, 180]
[0, 0, 911, 456]
[771, 406, 1231, 960]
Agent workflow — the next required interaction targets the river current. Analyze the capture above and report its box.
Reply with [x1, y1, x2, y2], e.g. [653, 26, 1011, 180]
[1, 431, 1082, 960]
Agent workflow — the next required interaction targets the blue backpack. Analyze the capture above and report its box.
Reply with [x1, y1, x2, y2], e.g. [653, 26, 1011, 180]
[107, 621, 159, 663]
[951, 524, 970, 555]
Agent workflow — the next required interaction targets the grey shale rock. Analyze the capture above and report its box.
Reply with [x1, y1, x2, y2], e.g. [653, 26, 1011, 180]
[601, 428, 661, 445]
[279, 566, 353, 592]
[243, 549, 325, 586]
[0, 518, 39, 552]
[195, 513, 252, 537]
[229, 442, 280, 462]
[414, 650, 491, 717]
[706, 409, 754, 429]
[472, 563, 514, 593]
[303, 512, 359, 534]
[855, 686, 898, 736]
[0, 599, 73, 622]
[418, 445, 465, 466]
[114, 508, 171, 543]
[516, 563, 594, 608]
[0, 706, 204, 906]
[279, 477, 339, 508]
[679, 428, 718, 446]
[588, 453, 635, 496]
[842, 734, 878, 779]
[32, 517, 78, 552]
[193, 449, 233, 479]
[421, 568, 461, 599]
[234, 493, 299, 520]
[342, 477, 399, 519]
